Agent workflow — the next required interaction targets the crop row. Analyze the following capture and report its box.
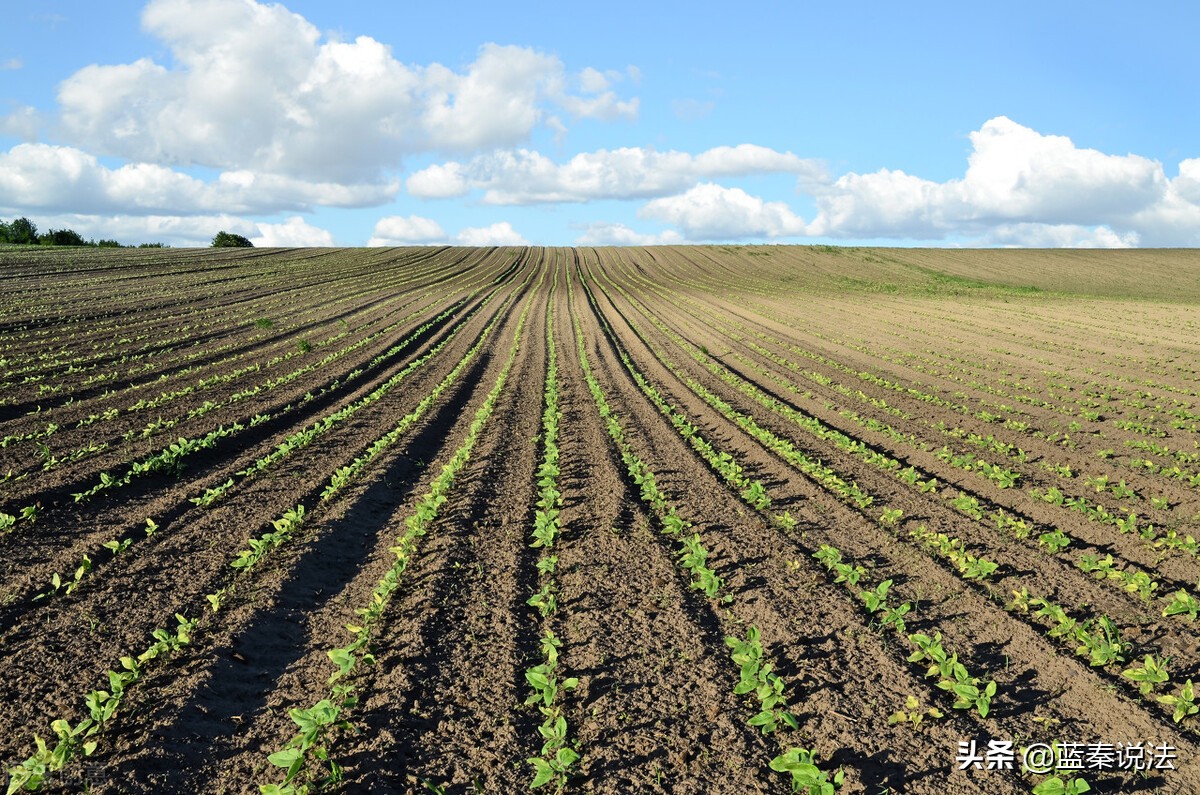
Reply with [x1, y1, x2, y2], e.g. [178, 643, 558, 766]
[261, 290, 535, 794]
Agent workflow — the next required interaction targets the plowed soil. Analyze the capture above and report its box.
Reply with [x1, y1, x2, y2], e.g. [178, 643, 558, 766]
[4, 245, 1200, 794]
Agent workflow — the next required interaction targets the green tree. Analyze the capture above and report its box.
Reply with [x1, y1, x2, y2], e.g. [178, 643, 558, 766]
[40, 228, 88, 246]
[8, 217, 38, 245]
[211, 230, 254, 248]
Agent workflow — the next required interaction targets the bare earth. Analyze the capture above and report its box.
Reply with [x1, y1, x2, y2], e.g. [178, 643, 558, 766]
[3, 245, 1200, 794]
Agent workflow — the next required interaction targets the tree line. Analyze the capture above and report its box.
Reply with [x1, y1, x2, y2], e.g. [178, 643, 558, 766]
[0, 217, 254, 248]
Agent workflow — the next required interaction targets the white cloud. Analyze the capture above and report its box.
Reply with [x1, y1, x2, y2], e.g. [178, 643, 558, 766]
[407, 144, 823, 204]
[557, 92, 638, 122]
[0, 107, 39, 141]
[979, 223, 1139, 248]
[404, 162, 469, 199]
[807, 168, 952, 239]
[574, 222, 683, 246]
[960, 117, 1164, 222]
[0, 143, 397, 215]
[560, 66, 638, 121]
[1175, 158, 1200, 203]
[368, 215, 526, 246]
[578, 67, 610, 93]
[454, 221, 527, 246]
[53, 0, 638, 186]
[252, 216, 335, 247]
[0, 58, 21, 71]
[367, 215, 447, 246]
[804, 116, 1200, 245]
[639, 183, 807, 240]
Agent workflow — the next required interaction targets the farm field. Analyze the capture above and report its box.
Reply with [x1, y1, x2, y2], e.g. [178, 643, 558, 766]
[4, 245, 1200, 793]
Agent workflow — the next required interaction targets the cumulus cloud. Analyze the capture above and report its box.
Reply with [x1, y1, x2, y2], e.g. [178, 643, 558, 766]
[54, 0, 638, 185]
[367, 215, 526, 246]
[407, 144, 824, 204]
[573, 222, 683, 246]
[1174, 158, 1200, 204]
[252, 216, 335, 247]
[0, 143, 397, 215]
[0, 107, 39, 141]
[367, 215, 447, 246]
[404, 162, 469, 199]
[978, 223, 1139, 248]
[639, 183, 807, 240]
[455, 221, 527, 246]
[804, 116, 1200, 246]
[1, 58, 21, 71]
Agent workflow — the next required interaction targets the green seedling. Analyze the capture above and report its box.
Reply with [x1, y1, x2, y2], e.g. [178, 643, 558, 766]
[1038, 529, 1071, 554]
[102, 538, 133, 556]
[527, 584, 558, 617]
[833, 562, 865, 586]
[768, 747, 844, 794]
[726, 626, 798, 735]
[1163, 589, 1200, 621]
[1158, 679, 1199, 723]
[907, 632, 996, 718]
[5, 718, 98, 793]
[741, 480, 771, 509]
[1074, 616, 1129, 667]
[1078, 553, 1116, 578]
[859, 580, 892, 614]
[525, 666, 578, 710]
[881, 602, 911, 634]
[1122, 654, 1170, 695]
[773, 512, 798, 532]
[1032, 776, 1091, 795]
[528, 747, 580, 790]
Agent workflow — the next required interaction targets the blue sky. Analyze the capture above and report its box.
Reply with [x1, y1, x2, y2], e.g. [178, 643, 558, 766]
[2, 1, 1199, 247]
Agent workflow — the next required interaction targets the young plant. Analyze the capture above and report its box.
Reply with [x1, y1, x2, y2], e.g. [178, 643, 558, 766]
[1158, 679, 1199, 723]
[1032, 776, 1091, 795]
[887, 694, 944, 728]
[1163, 589, 1200, 621]
[265, 691, 356, 791]
[859, 580, 892, 614]
[725, 626, 798, 735]
[1038, 529, 1071, 554]
[528, 747, 581, 791]
[1122, 654, 1170, 695]
[907, 632, 996, 718]
[526, 584, 558, 618]
[768, 747, 844, 794]
[1073, 616, 1129, 667]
